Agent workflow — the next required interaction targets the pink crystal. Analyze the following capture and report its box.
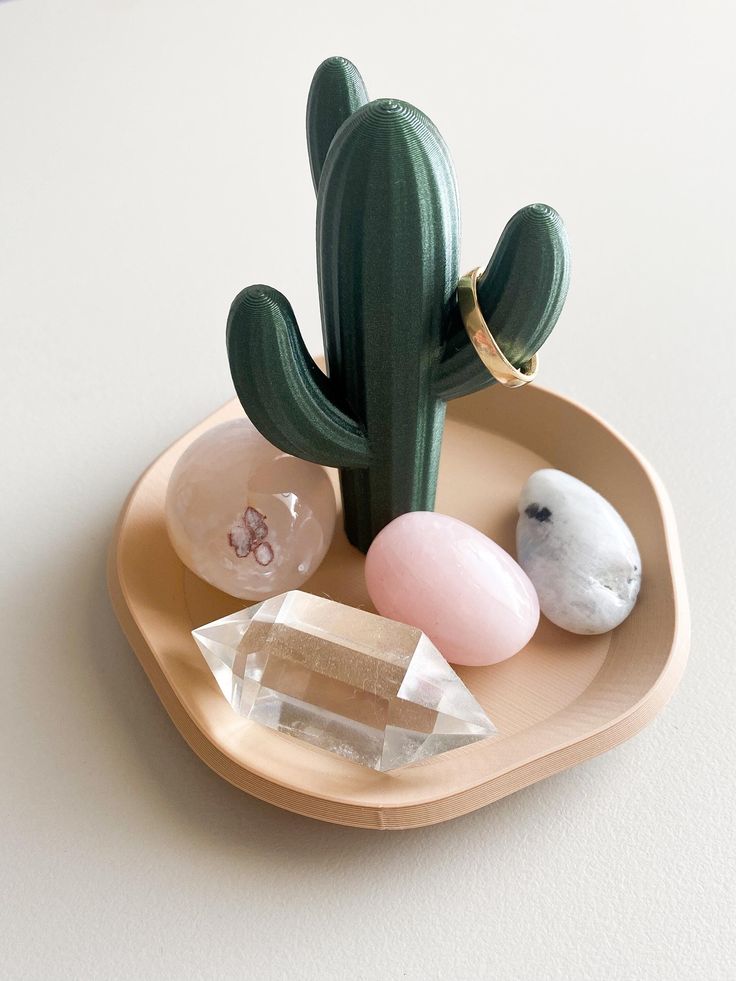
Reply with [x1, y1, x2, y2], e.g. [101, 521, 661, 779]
[365, 512, 539, 666]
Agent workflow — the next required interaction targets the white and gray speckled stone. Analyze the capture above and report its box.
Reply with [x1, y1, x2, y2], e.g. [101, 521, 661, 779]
[516, 469, 641, 635]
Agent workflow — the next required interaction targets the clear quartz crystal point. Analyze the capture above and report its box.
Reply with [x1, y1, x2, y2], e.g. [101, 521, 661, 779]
[192, 590, 497, 771]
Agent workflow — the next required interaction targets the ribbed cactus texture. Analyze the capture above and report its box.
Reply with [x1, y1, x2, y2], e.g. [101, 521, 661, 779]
[227, 57, 570, 553]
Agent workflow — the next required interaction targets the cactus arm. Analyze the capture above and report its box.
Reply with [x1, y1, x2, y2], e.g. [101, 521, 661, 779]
[433, 203, 570, 401]
[226, 286, 370, 468]
[307, 57, 369, 192]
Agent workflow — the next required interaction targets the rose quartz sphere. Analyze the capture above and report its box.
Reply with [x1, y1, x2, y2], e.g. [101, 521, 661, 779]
[364, 512, 539, 666]
[165, 417, 336, 600]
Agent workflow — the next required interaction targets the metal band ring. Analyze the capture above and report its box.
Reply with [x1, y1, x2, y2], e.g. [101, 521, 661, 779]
[457, 267, 538, 388]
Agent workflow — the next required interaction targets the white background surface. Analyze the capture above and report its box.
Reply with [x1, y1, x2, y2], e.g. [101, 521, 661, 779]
[2, 2, 734, 979]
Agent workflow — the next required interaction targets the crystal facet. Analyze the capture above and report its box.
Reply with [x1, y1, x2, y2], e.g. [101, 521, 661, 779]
[192, 591, 497, 771]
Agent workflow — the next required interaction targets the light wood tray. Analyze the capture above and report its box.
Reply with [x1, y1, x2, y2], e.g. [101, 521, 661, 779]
[108, 384, 689, 829]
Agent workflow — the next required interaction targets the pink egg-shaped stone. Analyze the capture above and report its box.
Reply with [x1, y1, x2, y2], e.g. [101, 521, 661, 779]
[365, 512, 539, 666]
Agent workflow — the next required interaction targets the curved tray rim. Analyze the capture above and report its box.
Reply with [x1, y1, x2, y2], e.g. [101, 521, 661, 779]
[108, 384, 690, 829]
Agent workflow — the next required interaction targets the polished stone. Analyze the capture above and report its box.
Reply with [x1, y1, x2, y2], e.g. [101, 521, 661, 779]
[165, 417, 336, 600]
[192, 590, 497, 771]
[364, 512, 539, 666]
[516, 469, 642, 634]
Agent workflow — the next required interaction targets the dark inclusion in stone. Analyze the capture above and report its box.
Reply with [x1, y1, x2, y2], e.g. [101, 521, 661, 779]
[228, 506, 274, 565]
[525, 503, 552, 523]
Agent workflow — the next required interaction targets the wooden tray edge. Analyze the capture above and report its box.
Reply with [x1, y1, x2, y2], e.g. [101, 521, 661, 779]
[106, 390, 690, 830]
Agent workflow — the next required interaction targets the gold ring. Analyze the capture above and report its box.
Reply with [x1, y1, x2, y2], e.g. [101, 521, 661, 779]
[457, 267, 538, 388]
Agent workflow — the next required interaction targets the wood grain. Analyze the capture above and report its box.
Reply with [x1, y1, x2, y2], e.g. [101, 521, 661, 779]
[108, 383, 689, 829]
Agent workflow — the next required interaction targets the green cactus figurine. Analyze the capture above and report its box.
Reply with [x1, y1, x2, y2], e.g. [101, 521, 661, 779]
[227, 56, 570, 553]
